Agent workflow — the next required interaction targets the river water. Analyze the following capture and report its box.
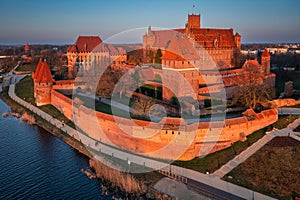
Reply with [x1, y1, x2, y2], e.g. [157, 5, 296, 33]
[0, 99, 115, 199]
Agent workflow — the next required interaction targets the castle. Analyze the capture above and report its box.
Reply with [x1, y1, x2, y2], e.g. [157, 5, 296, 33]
[31, 57, 279, 161]
[67, 36, 127, 78]
[143, 14, 275, 100]
[30, 15, 279, 160]
[143, 14, 241, 70]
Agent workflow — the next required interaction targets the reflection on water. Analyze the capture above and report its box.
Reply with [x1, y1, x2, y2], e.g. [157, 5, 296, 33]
[0, 99, 114, 199]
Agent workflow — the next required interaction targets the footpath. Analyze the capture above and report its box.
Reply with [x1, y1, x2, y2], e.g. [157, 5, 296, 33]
[214, 116, 300, 177]
[9, 83, 280, 200]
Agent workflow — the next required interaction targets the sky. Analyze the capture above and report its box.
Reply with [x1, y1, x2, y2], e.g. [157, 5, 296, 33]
[0, 0, 300, 45]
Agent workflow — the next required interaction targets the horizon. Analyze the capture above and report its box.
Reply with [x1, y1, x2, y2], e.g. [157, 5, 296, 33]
[1, 0, 300, 45]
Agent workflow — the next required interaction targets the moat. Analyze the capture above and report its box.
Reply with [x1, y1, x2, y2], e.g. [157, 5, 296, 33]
[0, 99, 119, 199]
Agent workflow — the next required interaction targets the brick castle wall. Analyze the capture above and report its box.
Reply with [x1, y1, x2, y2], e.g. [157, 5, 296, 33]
[51, 89, 278, 160]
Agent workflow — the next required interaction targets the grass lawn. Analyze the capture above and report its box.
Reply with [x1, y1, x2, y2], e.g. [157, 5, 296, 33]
[272, 115, 299, 129]
[223, 137, 300, 200]
[173, 115, 299, 174]
[15, 76, 75, 128]
[15, 76, 35, 104]
[292, 104, 300, 108]
[15, 64, 37, 72]
[173, 128, 266, 173]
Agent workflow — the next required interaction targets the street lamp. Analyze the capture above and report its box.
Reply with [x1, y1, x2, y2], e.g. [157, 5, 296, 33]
[127, 160, 131, 172]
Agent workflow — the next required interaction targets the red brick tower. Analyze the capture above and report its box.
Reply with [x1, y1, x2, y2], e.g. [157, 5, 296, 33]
[186, 14, 200, 29]
[25, 42, 29, 53]
[261, 49, 271, 75]
[33, 60, 54, 106]
[234, 33, 241, 49]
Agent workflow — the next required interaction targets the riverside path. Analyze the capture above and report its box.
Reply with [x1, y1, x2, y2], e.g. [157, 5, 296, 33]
[8, 83, 278, 200]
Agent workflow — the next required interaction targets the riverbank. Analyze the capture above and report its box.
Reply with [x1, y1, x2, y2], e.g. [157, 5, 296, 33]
[0, 86, 171, 199]
[1, 86, 92, 159]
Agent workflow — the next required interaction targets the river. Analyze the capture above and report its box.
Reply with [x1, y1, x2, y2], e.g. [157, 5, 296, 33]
[0, 99, 117, 199]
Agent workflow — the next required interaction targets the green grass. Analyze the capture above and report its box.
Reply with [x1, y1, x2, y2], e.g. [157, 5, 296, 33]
[223, 137, 300, 200]
[15, 64, 36, 72]
[15, 76, 35, 104]
[15, 76, 75, 129]
[76, 95, 131, 119]
[272, 115, 299, 129]
[173, 115, 299, 173]
[173, 128, 267, 173]
[291, 104, 300, 108]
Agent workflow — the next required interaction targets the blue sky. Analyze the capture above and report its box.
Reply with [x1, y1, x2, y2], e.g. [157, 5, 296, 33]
[0, 0, 299, 44]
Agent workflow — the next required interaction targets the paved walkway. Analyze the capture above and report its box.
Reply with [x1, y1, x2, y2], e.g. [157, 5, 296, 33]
[214, 116, 300, 178]
[8, 83, 277, 200]
[278, 107, 300, 115]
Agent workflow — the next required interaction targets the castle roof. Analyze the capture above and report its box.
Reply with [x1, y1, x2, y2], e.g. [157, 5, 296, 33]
[34, 61, 54, 83]
[161, 33, 199, 61]
[107, 44, 119, 56]
[190, 28, 236, 48]
[33, 59, 43, 80]
[25, 42, 29, 51]
[243, 59, 260, 69]
[67, 36, 102, 53]
[149, 27, 237, 49]
[262, 49, 270, 57]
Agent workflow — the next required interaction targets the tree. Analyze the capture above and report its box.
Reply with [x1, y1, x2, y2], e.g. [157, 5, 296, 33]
[154, 48, 162, 64]
[131, 97, 155, 118]
[231, 48, 245, 68]
[232, 69, 273, 111]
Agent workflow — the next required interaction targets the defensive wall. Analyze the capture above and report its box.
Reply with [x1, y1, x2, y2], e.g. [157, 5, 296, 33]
[51, 85, 279, 160]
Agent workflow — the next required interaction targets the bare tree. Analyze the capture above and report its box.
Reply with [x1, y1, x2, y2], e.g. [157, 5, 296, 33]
[232, 66, 273, 111]
[131, 97, 155, 117]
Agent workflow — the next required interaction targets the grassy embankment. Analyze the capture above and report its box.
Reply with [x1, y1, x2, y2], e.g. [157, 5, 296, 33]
[15, 76, 75, 128]
[5, 76, 166, 198]
[15, 63, 37, 72]
[223, 136, 300, 200]
[174, 115, 299, 173]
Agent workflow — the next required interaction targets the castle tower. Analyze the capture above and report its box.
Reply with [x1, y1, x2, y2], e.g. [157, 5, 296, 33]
[25, 42, 29, 53]
[186, 14, 200, 29]
[33, 60, 54, 106]
[261, 49, 271, 75]
[234, 33, 241, 49]
[32, 59, 43, 98]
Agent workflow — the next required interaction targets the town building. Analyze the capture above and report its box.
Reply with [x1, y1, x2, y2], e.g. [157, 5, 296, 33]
[67, 36, 127, 78]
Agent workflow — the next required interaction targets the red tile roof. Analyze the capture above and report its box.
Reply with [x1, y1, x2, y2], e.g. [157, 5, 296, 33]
[150, 27, 237, 49]
[67, 36, 102, 53]
[161, 33, 199, 61]
[107, 44, 119, 55]
[33, 59, 43, 80]
[161, 51, 185, 60]
[25, 42, 29, 51]
[34, 61, 54, 83]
